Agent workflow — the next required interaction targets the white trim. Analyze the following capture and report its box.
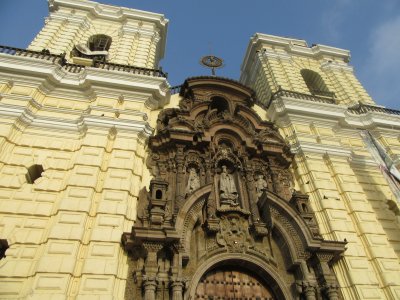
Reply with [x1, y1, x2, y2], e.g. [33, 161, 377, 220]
[0, 102, 154, 137]
[268, 96, 400, 130]
[0, 54, 170, 106]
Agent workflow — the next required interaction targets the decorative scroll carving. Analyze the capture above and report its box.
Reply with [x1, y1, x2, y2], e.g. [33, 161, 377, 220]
[254, 127, 285, 144]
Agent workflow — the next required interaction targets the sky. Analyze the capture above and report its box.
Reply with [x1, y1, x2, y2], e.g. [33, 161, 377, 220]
[0, 0, 399, 109]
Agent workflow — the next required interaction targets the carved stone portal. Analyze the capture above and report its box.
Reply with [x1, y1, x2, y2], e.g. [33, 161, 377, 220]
[122, 76, 346, 300]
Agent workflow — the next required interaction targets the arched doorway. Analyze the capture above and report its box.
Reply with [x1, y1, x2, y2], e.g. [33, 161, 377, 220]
[195, 266, 275, 299]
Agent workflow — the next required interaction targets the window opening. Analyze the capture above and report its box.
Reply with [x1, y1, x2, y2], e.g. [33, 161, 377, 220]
[300, 69, 333, 97]
[156, 190, 163, 200]
[88, 34, 112, 52]
[72, 34, 112, 61]
[26, 164, 44, 184]
[209, 96, 229, 114]
[0, 239, 8, 259]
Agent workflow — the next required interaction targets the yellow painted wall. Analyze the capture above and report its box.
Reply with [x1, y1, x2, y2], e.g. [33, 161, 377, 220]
[0, 82, 157, 298]
[0, 1, 169, 295]
[241, 35, 400, 299]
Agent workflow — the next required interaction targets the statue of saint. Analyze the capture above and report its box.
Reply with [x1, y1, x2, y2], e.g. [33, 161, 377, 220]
[185, 167, 200, 195]
[255, 174, 268, 199]
[219, 165, 239, 205]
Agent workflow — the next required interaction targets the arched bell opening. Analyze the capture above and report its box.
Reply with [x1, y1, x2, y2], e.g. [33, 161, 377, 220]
[88, 34, 112, 52]
[71, 34, 112, 62]
[187, 254, 292, 300]
[300, 69, 332, 97]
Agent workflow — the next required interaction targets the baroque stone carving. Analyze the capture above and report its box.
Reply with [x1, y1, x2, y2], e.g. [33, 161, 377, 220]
[255, 174, 268, 199]
[216, 213, 253, 252]
[122, 77, 346, 300]
[185, 167, 200, 196]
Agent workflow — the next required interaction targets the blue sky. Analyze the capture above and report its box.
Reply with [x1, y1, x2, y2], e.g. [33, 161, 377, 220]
[0, 0, 399, 109]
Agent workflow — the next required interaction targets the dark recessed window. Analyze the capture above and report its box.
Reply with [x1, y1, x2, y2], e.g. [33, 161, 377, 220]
[26, 164, 44, 184]
[88, 34, 112, 52]
[209, 96, 229, 114]
[300, 69, 332, 97]
[0, 239, 8, 259]
[156, 189, 163, 200]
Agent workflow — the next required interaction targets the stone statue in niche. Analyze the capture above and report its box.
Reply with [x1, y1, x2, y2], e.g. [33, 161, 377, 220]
[185, 167, 200, 196]
[219, 165, 239, 206]
[255, 174, 268, 199]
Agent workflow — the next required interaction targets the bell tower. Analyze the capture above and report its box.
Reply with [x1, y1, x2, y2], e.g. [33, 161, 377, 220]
[0, 0, 169, 298]
[241, 33, 400, 299]
[28, 0, 168, 68]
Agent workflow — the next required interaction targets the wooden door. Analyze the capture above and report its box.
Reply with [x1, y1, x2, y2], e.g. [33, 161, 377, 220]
[195, 267, 275, 299]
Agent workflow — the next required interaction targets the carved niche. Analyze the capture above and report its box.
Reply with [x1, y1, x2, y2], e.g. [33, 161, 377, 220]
[122, 77, 346, 300]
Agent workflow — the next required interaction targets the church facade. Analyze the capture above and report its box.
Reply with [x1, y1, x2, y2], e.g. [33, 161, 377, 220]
[0, 0, 399, 299]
